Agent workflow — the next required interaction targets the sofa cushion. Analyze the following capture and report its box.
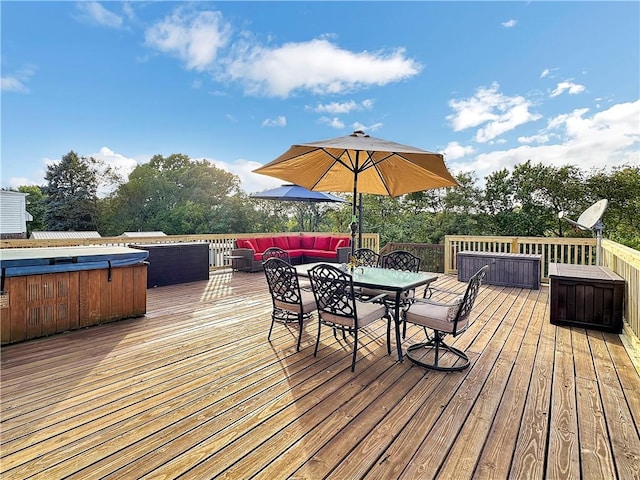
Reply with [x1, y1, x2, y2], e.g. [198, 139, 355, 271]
[303, 249, 338, 259]
[273, 236, 289, 250]
[313, 236, 331, 251]
[288, 235, 301, 249]
[330, 237, 349, 250]
[287, 249, 304, 258]
[301, 236, 315, 249]
[243, 238, 258, 251]
[255, 237, 274, 253]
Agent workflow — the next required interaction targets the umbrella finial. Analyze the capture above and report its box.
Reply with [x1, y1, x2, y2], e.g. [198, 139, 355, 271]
[351, 130, 369, 138]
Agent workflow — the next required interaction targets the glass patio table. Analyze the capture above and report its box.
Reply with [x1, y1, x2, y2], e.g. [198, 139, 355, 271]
[294, 262, 439, 362]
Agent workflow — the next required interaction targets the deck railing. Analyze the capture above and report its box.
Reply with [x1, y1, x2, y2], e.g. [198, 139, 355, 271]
[0, 232, 380, 270]
[444, 235, 640, 346]
[601, 239, 640, 350]
[2, 233, 636, 346]
[379, 242, 445, 273]
[444, 234, 598, 280]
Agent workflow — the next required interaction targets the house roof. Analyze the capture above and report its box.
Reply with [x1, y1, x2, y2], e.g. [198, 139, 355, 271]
[121, 232, 167, 237]
[30, 231, 102, 239]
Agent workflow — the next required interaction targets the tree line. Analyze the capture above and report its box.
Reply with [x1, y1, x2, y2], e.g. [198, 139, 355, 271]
[9, 150, 640, 250]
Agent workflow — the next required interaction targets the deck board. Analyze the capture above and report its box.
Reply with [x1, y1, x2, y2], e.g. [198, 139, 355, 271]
[2, 269, 639, 479]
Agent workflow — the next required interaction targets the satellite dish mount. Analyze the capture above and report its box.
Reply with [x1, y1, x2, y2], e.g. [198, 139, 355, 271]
[558, 199, 608, 266]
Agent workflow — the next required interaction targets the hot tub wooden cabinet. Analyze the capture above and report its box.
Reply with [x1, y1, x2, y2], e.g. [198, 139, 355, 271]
[549, 263, 625, 333]
[1, 246, 148, 345]
[457, 251, 541, 289]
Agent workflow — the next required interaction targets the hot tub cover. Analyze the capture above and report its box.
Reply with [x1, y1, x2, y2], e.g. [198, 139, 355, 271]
[0, 246, 149, 277]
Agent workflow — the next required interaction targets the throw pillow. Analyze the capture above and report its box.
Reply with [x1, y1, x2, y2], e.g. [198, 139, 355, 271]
[446, 295, 465, 322]
[244, 239, 258, 251]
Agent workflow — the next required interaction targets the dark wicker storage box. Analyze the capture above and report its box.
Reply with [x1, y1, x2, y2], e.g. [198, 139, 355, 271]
[549, 263, 625, 333]
[457, 251, 541, 289]
[133, 243, 209, 288]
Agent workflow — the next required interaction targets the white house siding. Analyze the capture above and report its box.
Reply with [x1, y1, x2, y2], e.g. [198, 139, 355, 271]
[0, 191, 30, 239]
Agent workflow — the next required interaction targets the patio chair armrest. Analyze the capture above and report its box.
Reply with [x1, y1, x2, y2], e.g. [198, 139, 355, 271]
[427, 286, 465, 297]
[362, 293, 388, 304]
[411, 297, 453, 308]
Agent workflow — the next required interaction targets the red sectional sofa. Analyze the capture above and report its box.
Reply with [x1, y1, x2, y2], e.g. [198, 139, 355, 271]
[231, 234, 352, 272]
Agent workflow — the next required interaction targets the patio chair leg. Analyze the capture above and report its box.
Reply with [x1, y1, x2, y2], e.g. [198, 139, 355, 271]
[296, 313, 304, 352]
[405, 330, 470, 371]
[268, 315, 275, 342]
[351, 330, 358, 372]
[314, 320, 322, 357]
[386, 316, 392, 355]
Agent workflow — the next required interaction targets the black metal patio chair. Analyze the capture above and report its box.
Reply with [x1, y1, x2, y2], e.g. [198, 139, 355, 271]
[353, 248, 380, 267]
[263, 257, 316, 351]
[262, 246, 291, 264]
[308, 263, 389, 372]
[403, 265, 488, 371]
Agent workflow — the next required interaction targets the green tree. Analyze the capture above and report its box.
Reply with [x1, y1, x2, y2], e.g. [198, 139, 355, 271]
[17, 185, 45, 235]
[585, 165, 640, 249]
[43, 151, 101, 231]
[105, 153, 249, 235]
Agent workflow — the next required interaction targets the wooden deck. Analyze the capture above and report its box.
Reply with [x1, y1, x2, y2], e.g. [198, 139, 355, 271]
[1, 270, 639, 479]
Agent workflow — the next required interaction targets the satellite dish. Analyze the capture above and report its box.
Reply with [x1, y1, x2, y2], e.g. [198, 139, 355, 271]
[558, 199, 608, 265]
[558, 199, 608, 231]
[577, 199, 608, 230]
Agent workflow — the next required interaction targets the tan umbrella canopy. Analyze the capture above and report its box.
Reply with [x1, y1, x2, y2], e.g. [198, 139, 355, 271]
[253, 130, 459, 252]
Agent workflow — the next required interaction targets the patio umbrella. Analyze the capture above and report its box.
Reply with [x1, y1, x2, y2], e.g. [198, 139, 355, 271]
[250, 184, 347, 203]
[253, 130, 459, 253]
[250, 184, 347, 231]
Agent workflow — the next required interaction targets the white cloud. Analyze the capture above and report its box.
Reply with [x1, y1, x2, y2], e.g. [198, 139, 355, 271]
[319, 116, 345, 129]
[518, 134, 550, 144]
[6, 176, 39, 189]
[144, 7, 419, 97]
[1, 64, 36, 93]
[550, 80, 586, 97]
[91, 147, 138, 180]
[442, 141, 475, 160]
[122, 2, 135, 21]
[540, 69, 550, 79]
[145, 9, 231, 71]
[209, 158, 281, 194]
[352, 121, 383, 132]
[262, 116, 287, 127]
[75, 2, 123, 28]
[447, 82, 542, 143]
[223, 39, 421, 98]
[1, 77, 28, 93]
[315, 100, 357, 114]
[451, 99, 640, 183]
[313, 99, 374, 114]
[502, 19, 518, 28]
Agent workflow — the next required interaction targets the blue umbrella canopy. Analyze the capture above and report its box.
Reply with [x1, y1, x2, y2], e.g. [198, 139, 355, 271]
[250, 184, 347, 203]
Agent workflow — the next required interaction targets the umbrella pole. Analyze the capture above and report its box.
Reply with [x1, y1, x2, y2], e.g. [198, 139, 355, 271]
[358, 193, 363, 249]
[350, 154, 359, 257]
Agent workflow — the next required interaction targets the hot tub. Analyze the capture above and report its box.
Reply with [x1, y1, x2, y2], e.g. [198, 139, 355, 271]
[1, 246, 149, 344]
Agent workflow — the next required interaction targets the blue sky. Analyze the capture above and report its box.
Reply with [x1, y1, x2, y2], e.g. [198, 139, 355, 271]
[2, 1, 639, 195]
